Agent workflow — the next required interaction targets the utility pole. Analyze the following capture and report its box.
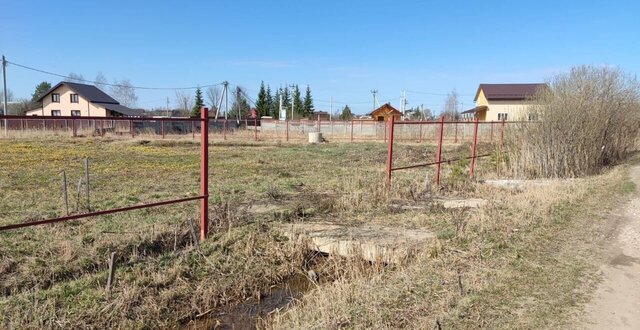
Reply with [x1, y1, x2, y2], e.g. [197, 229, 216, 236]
[223, 81, 229, 120]
[371, 89, 378, 111]
[2, 55, 8, 136]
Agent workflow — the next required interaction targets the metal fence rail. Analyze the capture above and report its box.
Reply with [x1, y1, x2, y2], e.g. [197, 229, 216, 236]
[385, 117, 526, 186]
[0, 108, 212, 241]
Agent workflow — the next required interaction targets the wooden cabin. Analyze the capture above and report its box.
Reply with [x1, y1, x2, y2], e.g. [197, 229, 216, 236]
[369, 103, 402, 122]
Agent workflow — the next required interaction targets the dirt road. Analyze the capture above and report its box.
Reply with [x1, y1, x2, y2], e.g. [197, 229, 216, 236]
[580, 166, 640, 329]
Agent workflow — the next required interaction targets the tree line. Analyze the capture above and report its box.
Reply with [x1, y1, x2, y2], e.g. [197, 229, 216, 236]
[254, 82, 316, 119]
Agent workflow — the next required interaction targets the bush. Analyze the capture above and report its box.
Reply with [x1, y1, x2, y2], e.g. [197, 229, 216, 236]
[507, 65, 640, 178]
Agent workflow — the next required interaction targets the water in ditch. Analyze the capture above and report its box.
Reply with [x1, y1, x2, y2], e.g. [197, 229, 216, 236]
[181, 272, 316, 329]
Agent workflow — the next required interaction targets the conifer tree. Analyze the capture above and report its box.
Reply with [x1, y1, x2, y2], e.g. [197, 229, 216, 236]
[265, 85, 273, 118]
[271, 88, 281, 119]
[302, 85, 314, 117]
[255, 81, 269, 117]
[191, 87, 205, 117]
[292, 85, 303, 117]
[339, 105, 353, 120]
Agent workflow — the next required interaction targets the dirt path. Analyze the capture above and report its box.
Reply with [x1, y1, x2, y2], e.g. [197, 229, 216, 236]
[580, 166, 640, 329]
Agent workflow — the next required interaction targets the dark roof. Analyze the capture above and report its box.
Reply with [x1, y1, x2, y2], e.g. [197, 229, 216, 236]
[475, 83, 548, 101]
[95, 103, 144, 117]
[461, 105, 488, 114]
[37, 81, 120, 104]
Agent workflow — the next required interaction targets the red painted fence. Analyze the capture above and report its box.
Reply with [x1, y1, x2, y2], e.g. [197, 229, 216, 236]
[0, 108, 212, 241]
[385, 117, 524, 186]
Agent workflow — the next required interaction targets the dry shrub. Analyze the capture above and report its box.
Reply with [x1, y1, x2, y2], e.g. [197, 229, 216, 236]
[507, 65, 640, 178]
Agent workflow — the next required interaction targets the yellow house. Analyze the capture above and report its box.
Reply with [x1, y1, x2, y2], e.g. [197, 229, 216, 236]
[462, 83, 548, 121]
[26, 81, 142, 117]
[369, 103, 402, 122]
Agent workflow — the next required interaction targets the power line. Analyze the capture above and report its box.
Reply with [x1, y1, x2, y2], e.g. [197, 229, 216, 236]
[6, 59, 222, 90]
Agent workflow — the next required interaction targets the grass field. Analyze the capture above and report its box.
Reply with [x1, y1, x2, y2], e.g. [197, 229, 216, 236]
[0, 136, 630, 328]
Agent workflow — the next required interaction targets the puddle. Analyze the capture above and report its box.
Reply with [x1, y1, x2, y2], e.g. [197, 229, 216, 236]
[181, 273, 315, 329]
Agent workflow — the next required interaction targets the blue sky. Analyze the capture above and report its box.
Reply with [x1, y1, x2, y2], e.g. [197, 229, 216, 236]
[1, 0, 639, 114]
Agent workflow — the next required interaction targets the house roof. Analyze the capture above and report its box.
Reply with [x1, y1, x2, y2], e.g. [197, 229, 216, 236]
[95, 103, 144, 117]
[369, 103, 402, 116]
[37, 81, 120, 104]
[461, 105, 488, 114]
[474, 83, 548, 101]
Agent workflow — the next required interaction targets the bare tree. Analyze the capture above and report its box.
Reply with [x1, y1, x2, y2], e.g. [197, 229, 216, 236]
[175, 90, 193, 117]
[15, 98, 34, 114]
[67, 72, 85, 83]
[442, 89, 460, 119]
[94, 72, 108, 90]
[508, 65, 640, 178]
[206, 85, 221, 116]
[110, 78, 138, 107]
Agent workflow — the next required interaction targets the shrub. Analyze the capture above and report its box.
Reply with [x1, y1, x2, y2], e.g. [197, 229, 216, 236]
[507, 65, 640, 178]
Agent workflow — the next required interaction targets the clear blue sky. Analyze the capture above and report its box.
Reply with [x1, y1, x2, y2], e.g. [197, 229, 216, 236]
[2, 0, 639, 115]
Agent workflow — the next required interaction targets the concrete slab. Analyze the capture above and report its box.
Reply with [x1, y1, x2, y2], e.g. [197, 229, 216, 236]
[278, 222, 434, 263]
[484, 179, 557, 190]
[432, 197, 487, 209]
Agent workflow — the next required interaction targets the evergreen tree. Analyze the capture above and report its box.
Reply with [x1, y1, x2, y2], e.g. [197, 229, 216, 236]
[31, 81, 51, 103]
[255, 81, 269, 117]
[191, 87, 205, 117]
[265, 85, 273, 118]
[302, 85, 314, 117]
[271, 88, 281, 119]
[339, 105, 353, 120]
[291, 85, 303, 117]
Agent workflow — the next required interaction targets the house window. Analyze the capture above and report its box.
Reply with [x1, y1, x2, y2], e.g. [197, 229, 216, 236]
[51, 110, 61, 116]
[497, 113, 508, 121]
[51, 93, 60, 103]
[70, 94, 79, 103]
[71, 110, 81, 116]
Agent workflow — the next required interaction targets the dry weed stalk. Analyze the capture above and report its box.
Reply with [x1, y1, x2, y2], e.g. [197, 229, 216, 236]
[507, 65, 640, 178]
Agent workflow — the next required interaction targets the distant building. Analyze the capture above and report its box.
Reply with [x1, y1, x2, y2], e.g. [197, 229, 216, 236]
[369, 103, 402, 122]
[463, 83, 548, 121]
[312, 111, 330, 120]
[25, 81, 143, 117]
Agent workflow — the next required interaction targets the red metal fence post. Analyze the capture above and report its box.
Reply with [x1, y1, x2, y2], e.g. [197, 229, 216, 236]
[350, 119, 354, 142]
[200, 107, 209, 241]
[286, 119, 289, 142]
[161, 120, 165, 139]
[419, 119, 423, 143]
[469, 118, 480, 178]
[254, 116, 257, 141]
[386, 116, 395, 186]
[435, 116, 445, 186]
